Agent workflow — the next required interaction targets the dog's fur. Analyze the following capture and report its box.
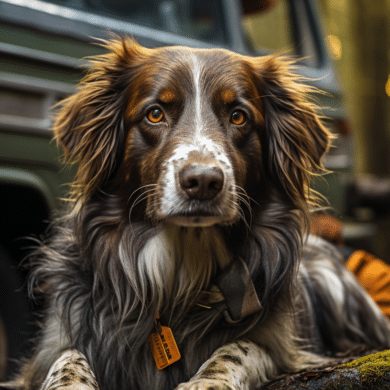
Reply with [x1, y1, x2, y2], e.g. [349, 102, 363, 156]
[14, 38, 390, 390]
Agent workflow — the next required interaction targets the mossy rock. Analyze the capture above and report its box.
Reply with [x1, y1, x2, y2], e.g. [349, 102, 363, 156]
[264, 350, 390, 390]
[340, 350, 390, 389]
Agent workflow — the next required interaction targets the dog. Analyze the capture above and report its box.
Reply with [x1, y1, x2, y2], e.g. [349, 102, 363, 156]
[12, 37, 390, 390]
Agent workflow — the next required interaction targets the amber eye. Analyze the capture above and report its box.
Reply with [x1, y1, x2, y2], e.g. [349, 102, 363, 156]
[231, 110, 246, 125]
[147, 108, 164, 123]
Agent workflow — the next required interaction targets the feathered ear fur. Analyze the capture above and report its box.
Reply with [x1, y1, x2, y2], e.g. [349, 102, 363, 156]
[54, 38, 148, 202]
[251, 56, 331, 209]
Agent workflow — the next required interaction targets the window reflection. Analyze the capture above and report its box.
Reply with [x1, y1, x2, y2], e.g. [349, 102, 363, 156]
[49, 0, 227, 44]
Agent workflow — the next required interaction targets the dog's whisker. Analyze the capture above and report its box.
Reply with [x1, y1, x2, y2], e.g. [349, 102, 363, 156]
[234, 185, 259, 208]
[127, 191, 157, 241]
[127, 184, 157, 204]
[127, 185, 158, 228]
[235, 193, 252, 214]
[128, 188, 156, 212]
[231, 187, 253, 226]
[128, 189, 157, 231]
[228, 198, 251, 231]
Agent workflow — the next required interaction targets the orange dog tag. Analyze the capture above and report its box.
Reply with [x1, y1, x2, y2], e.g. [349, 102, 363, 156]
[147, 322, 181, 370]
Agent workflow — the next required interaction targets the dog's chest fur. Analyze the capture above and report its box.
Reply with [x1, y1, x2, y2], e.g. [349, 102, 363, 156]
[135, 225, 232, 305]
[69, 221, 259, 389]
[118, 226, 246, 383]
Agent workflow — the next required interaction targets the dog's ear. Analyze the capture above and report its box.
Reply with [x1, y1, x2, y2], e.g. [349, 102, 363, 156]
[54, 38, 147, 201]
[251, 56, 331, 206]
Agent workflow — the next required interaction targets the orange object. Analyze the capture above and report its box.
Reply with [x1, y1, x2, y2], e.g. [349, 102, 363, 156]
[310, 214, 344, 246]
[147, 323, 181, 370]
[346, 250, 390, 318]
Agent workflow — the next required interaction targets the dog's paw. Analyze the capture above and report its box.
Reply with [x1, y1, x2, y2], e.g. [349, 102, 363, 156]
[175, 379, 236, 390]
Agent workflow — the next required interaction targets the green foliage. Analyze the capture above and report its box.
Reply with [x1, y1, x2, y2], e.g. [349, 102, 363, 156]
[342, 350, 390, 388]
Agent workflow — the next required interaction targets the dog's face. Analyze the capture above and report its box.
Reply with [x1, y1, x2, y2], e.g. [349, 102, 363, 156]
[54, 38, 330, 227]
[122, 47, 266, 227]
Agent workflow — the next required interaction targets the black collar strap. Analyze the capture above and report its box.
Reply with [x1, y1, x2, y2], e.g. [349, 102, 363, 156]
[197, 258, 262, 323]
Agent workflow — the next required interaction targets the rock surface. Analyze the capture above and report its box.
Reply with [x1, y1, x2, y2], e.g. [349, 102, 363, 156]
[264, 350, 390, 390]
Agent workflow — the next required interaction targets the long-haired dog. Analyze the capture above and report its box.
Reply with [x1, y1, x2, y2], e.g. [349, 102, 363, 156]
[13, 38, 390, 390]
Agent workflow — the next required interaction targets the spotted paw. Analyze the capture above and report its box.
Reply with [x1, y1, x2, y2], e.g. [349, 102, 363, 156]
[175, 378, 236, 390]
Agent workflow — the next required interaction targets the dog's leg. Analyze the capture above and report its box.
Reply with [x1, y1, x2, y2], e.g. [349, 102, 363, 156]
[175, 340, 278, 390]
[40, 350, 99, 390]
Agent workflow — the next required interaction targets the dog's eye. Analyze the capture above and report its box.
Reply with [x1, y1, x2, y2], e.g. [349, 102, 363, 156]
[147, 108, 164, 123]
[231, 110, 246, 125]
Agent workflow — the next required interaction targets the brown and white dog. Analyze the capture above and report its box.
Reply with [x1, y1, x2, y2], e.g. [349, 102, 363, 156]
[12, 38, 390, 390]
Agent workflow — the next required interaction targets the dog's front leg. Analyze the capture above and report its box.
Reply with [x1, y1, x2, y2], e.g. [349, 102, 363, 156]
[40, 349, 100, 390]
[175, 340, 278, 390]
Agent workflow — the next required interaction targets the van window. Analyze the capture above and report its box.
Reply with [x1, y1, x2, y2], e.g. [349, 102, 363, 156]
[241, 0, 320, 67]
[49, 0, 227, 44]
[242, 0, 292, 53]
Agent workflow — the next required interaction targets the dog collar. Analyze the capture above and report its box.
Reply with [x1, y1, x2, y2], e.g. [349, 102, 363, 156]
[197, 257, 262, 323]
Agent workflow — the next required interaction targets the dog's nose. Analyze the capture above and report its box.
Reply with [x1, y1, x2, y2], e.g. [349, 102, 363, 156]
[179, 165, 224, 200]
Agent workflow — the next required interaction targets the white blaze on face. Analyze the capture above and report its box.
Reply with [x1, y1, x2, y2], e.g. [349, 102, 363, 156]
[159, 54, 236, 224]
[192, 52, 204, 140]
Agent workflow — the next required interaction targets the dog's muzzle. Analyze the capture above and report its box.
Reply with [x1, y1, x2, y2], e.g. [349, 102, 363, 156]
[156, 142, 237, 226]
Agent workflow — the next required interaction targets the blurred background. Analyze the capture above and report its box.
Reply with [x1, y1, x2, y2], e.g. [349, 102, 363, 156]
[318, 0, 390, 260]
[0, 0, 390, 381]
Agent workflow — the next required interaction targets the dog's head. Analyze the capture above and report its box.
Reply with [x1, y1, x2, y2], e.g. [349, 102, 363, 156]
[55, 38, 330, 227]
